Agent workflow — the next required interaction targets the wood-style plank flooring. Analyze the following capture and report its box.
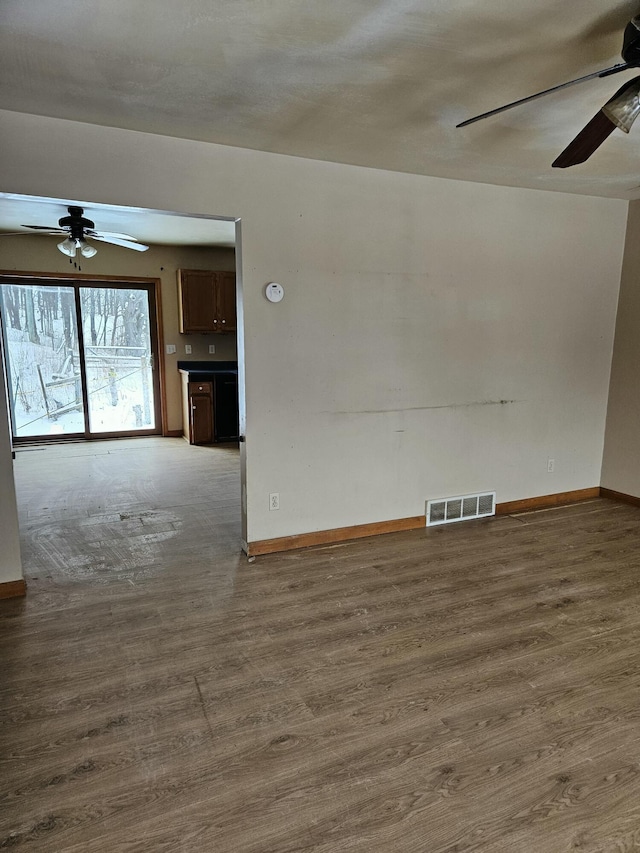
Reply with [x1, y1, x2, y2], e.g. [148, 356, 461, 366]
[3, 439, 640, 851]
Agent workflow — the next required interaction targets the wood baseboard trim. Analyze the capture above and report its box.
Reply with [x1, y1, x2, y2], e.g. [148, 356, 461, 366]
[164, 429, 184, 438]
[599, 487, 640, 508]
[247, 515, 426, 557]
[248, 487, 604, 556]
[0, 579, 27, 600]
[496, 487, 600, 516]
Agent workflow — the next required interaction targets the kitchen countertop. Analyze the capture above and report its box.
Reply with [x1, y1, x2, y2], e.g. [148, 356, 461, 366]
[178, 360, 238, 378]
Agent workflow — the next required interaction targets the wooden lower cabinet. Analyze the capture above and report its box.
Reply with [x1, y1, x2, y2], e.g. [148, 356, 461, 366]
[184, 379, 213, 444]
[180, 367, 239, 445]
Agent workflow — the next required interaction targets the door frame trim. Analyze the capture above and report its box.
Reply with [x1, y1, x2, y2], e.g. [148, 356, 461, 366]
[0, 270, 168, 438]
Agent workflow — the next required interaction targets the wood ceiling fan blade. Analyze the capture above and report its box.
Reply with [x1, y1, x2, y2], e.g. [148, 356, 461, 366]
[552, 75, 640, 167]
[551, 111, 617, 168]
[91, 234, 149, 251]
[456, 63, 630, 128]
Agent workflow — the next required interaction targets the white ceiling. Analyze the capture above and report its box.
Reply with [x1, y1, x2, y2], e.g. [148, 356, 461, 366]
[1, 0, 640, 202]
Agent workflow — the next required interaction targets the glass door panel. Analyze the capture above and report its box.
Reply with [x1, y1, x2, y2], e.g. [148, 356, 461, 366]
[0, 283, 85, 438]
[79, 286, 156, 434]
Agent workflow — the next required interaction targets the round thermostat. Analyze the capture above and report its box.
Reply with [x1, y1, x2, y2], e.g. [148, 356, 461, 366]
[265, 282, 284, 303]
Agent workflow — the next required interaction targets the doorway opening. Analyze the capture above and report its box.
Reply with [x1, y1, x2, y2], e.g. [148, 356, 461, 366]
[0, 277, 162, 442]
[0, 192, 247, 553]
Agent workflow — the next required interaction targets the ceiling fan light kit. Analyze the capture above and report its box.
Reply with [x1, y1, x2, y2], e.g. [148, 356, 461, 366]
[80, 241, 98, 258]
[57, 236, 98, 259]
[458, 15, 640, 168]
[602, 78, 640, 132]
[57, 236, 77, 257]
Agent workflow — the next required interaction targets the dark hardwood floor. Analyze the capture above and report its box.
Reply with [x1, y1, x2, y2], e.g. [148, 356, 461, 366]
[2, 440, 640, 851]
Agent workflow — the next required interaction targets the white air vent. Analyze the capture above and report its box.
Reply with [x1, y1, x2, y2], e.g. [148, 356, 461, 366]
[426, 491, 496, 527]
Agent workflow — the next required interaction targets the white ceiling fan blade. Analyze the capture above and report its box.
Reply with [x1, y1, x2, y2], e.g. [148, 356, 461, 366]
[86, 229, 139, 241]
[0, 231, 60, 237]
[21, 225, 67, 234]
[91, 234, 149, 251]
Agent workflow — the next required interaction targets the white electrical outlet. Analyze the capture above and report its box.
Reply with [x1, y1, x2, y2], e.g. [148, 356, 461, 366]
[165, 344, 176, 355]
[269, 492, 280, 511]
[185, 344, 192, 354]
[209, 344, 216, 354]
[547, 458, 555, 473]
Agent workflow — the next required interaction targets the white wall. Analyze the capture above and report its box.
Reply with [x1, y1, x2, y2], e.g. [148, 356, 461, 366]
[0, 111, 628, 548]
[602, 201, 640, 495]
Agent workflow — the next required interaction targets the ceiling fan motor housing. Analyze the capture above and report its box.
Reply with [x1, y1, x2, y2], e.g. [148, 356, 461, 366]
[622, 19, 640, 66]
[58, 206, 95, 240]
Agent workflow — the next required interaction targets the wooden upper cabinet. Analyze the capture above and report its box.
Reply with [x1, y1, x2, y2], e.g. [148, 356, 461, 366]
[177, 269, 236, 334]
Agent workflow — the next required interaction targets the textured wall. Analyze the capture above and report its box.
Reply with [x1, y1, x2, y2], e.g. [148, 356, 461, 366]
[602, 202, 640, 495]
[0, 110, 628, 549]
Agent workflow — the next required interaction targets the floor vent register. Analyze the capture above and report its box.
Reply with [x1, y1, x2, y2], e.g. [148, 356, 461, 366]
[426, 491, 496, 527]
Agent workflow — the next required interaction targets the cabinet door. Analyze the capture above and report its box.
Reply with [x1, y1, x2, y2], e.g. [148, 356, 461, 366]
[178, 270, 217, 333]
[190, 392, 213, 444]
[216, 272, 237, 333]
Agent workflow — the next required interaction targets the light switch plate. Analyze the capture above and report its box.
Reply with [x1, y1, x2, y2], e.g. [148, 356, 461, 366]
[185, 344, 192, 354]
[209, 344, 216, 354]
[166, 344, 176, 354]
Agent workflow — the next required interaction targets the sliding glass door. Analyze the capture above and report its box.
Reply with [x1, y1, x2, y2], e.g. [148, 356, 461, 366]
[0, 279, 161, 441]
[79, 286, 156, 434]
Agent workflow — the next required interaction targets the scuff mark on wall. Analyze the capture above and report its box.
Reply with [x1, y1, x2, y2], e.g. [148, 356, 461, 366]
[330, 399, 520, 415]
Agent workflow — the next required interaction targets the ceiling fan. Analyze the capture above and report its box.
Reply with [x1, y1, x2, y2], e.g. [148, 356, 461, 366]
[2, 206, 149, 258]
[457, 15, 640, 168]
